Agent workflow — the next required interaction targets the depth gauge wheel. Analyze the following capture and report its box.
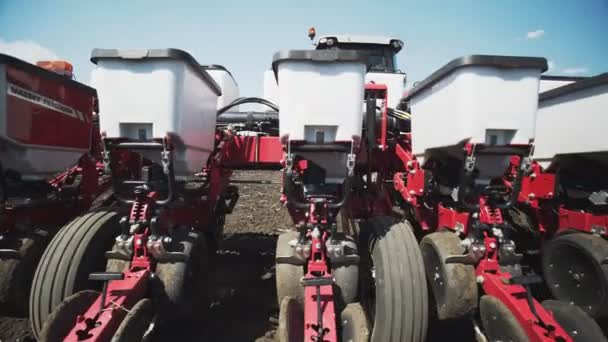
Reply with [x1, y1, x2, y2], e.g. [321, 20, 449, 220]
[277, 295, 304, 342]
[479, 295, 529, 342]
[359, 216, 428, 342]
[29, 210, 121, 338]
[542, 300, 607, 342]
[542, 232, 608, 318]
[154, 228, 209, 322]
[420, 230, 477, 320]
[341, 302, 370, 342]
[276, 231, 304, 306]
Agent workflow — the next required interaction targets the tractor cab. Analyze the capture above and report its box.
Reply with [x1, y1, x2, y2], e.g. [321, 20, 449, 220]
[314, 35, 403, 74]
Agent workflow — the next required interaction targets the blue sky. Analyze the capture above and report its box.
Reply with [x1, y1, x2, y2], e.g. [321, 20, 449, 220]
[1, 0, 607, 97]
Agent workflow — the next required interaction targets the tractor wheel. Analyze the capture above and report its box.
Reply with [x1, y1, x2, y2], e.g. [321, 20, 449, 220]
[420, 230, 477, 320]
[29, 210, 121, 338]
[542, 232, 608, 318]
[112, 298, 155, 342]
[360, 216, 428, 342]
[154, 228, 208, 322]
[479, 295, 530, 342]
[277, 295, 304, 342]
[0, 229, 50, 314]
[340, 302, 370, 342]
[38, 290, 99, 342]
[542, 300, 607, 342]
[276, 231, 304, 306]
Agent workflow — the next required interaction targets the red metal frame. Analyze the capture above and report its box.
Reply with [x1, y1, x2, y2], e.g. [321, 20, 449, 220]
[58, 130, 238, 340]
[476, 232, 571, 342]
[1, 154, 110, 234]
[390, 134, 574, 340]
[303, 213, 337, 342]
[510, 156, 608, 238]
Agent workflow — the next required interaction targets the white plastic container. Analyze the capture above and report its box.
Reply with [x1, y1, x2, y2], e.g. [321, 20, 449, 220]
[273, 50, 367, 143]
[263, 69, 278, 109]
[407, 55, 547, 160]
[203, 65, 239, 110]
[534, 73, 608, 168]
[90, 49, 221, 178]
[0, 54, 96, 180]
[539, 75, 586, 93]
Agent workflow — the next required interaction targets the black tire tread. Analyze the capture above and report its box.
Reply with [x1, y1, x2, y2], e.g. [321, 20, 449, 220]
[29, 210, 121, 338]
[367, 216, 428, 342]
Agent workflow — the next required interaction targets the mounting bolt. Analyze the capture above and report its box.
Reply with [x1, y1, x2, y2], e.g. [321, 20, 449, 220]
[528, 193, 536, 200]
[476, 275, 484, 284]
[530, 173, 537, 180]
[472, 213, 479, 219]
[409, 190, 416, 196]
[547, 192, 553, 198]
[489, 242, 497, 249]
[315, 242, 321, 249]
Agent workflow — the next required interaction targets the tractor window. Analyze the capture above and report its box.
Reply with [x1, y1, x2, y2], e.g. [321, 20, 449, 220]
[319, 43, 397, 73]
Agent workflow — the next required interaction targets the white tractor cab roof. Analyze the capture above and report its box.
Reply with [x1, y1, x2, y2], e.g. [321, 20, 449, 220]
[315, 34, 404, 74]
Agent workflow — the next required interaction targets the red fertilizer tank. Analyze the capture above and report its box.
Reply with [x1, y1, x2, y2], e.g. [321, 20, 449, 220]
[0, 54, 96, 180]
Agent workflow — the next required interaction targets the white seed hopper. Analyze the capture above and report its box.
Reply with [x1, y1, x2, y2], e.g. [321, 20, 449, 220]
[91, 48, 221, 178]
[273, 50, 367, 182]
[203, 64, 239, 110]
[407, 55, 547, 178]
[534, 73, 608, 169]
[540, 75, 586, 93]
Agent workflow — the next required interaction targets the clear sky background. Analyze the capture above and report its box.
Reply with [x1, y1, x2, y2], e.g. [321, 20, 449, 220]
[1, 0, 607, 97]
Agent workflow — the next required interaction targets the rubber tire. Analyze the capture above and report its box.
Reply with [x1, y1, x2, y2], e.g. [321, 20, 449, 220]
[111, 298, 155, 342]
[29, 210, 122, 338]
[276, 231, 304, 306]
[542, 232, 608, 318]
[420, 230, 477, 320]
[277, 295, 304, 342]
[154, 228, 208, 322]
[38, 290, 99, 342]
[542, 300, 608, 342]
[362, 216, 428, 342]
[341, 302, 370, 342]
[479, 295, 530, 342]
[0, 229, 50, 314]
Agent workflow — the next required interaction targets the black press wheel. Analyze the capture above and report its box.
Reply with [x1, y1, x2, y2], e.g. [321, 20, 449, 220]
[542, 232, 608, 318]
[542, 300, 608, 342]
[277, 295, 304, 342]
[38, 290, 99, 342]
[479, 295, 530, 342]
[360, 216, 428, 342]
[276, 231, 304, 306]
[29, 210, 122, 338]
[420, 230, 477, 320]
[341, 302, 370, 342]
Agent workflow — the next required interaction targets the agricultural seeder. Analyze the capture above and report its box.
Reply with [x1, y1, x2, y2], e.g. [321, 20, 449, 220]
[0, 54, 110, 314]
[270, 47, 608, 341]
[28, 49, 244, 341]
